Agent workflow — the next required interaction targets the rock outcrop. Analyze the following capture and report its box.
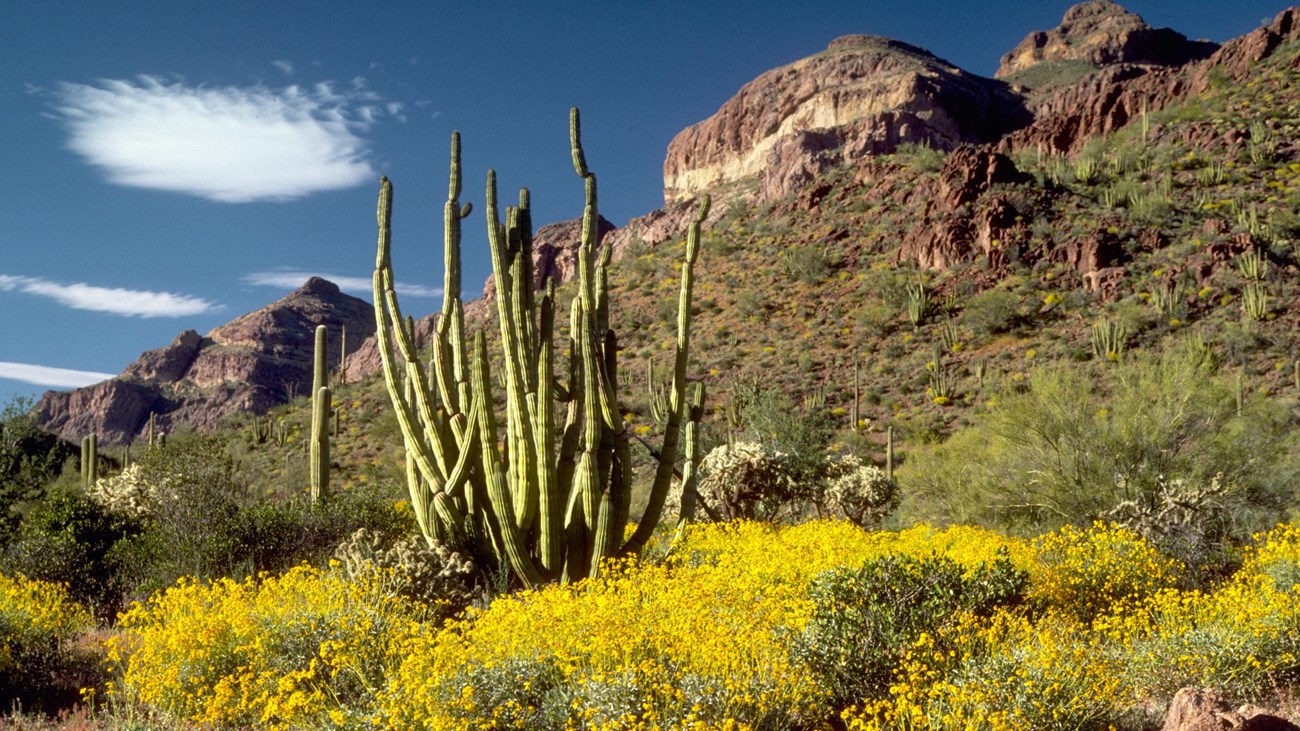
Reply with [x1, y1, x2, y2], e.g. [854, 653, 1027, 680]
[898, 148, 1034, 271]
[38, 277, 374, 445]
[1161, 687, 1299, 731]
[997, 0, 1217, 80]
[1002, 6, 1300, 156]
[663, 34, 1030, 204]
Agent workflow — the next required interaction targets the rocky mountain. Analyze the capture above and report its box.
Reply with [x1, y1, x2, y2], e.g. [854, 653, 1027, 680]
[996, 0, 1218, 81]
[38, 278, 374, 445]
[663, 35, 1031, 204]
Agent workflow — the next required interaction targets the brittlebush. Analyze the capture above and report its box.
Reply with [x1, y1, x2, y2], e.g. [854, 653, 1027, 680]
[106, 564, 435, 730]
[0, 571, 93, 707]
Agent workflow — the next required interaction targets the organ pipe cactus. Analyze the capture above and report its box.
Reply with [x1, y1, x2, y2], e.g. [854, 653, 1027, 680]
[373, 108, 708, 586]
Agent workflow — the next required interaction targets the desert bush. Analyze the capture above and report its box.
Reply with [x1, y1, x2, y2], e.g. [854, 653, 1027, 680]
[900, 349, 1299, 556]
[1030, 521, 1183, 624]
[0, 571, 94, 712]
[107, 564, 433, 730]
[114, 434, 248, 587]
[1112, 523, 1300, 700]
[697, 441, 801, 521]
[725, 381, 835, 492]
[852, 611, 1127, 731]
[332, 527, 478, 612]
[961, 287, 1023, 337]
[792, 552, 1028, 709]
[234, 482, 411, 577]
[0, 487, 141, 620]
[0, 397, 73, 544]
[92, 434, 409, 596]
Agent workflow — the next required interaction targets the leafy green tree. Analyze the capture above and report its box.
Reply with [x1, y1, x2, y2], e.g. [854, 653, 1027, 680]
[0, 397, 70, 543]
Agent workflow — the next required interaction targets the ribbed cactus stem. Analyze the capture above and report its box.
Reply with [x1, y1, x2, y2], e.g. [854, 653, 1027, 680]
[886, 425, 895, 481]
[310, 325, 330, 503]
[311, 386, 331, 503]
[852, 357, 861, 432]
[674, 383, 705, 544]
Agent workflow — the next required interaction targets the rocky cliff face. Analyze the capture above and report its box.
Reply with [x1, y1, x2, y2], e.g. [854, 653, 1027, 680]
[996, 0, 1217, 80]
[1002, 6, 1300, 156]
[38, 277, 374, 445]
[663, 35, 1030, 204]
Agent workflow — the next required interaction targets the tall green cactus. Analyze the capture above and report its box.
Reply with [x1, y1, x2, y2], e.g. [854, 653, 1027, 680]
[81, 433, 98, 487]
[309, 325, 330, 503]
[373, 108, 707, 586]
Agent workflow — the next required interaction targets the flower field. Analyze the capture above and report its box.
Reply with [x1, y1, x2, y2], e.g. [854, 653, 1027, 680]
[6, 519, 1289, 729]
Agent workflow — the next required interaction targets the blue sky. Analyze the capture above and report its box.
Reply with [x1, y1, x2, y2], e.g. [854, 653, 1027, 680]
[1, 1, 1291, 408]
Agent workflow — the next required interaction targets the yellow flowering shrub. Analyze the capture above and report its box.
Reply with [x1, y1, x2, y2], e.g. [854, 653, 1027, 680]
[107, 564, 434, 730]
[1240, 521, 1300, 591]
[1112, 523, 1300, 699]
[845, 611, 1126, 731]
[1031, 521, 1183, 623]
[0, 571, 93, 707]
[105, 519, 1300, 729]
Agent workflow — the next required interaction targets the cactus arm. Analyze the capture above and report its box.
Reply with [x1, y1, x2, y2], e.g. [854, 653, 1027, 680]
[310, 386, 331, 502]
[470, 331, 544, 587]
[372, 180, 451, 500]
[624, 195, 708, 554]
[534, 280, 563, 576]
[673, 383, 706, 544]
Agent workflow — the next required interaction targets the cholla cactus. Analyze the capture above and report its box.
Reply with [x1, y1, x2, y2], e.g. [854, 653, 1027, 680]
[698, 441, 798, 521]
[1106, 472, 1231, 547]
[822, 454, 898, 528]
[89, 464, 159, 519]
[332, 528, 478, 609]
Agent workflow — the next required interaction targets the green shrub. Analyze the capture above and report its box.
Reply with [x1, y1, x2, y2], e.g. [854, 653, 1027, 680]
[900, 349, 1299, 560]
[792, 552, 1027, 708]
[0, 487, 141, 620]
[962, 288, 1023, 337]
[0, 397, 73, 544]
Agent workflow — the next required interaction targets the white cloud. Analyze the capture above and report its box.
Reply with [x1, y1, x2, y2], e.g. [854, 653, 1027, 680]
[0, 274, 219, 317]
[0, 362, 115, 389]
[53, 75, 382, 202]
[272, 60, 295, 76]
[243, 270, 440, 298]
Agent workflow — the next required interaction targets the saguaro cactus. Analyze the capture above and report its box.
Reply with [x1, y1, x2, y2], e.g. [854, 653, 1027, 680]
[373, 109, 707, 586]
[81, 433, 98, 487]
[309, 325, 331, 503]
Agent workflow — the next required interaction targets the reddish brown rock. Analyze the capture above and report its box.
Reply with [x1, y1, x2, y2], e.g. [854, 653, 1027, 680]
[899, 149, 1032, 270]
[1003, 7, 1300, 157]
[36, 379, 162, 447]
[121, 330, 204, 382]
[1162, 687, 1300, 731]
[997, 0, 1217, 79]
[664, 34, 1029, 203]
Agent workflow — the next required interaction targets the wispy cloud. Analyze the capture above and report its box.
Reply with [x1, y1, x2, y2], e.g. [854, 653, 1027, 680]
[0, 274, 219, 317]
[271, 60, 295, 76]
[0, 362, 115, 389]
[52, 75, 385, 202]
[243, 270, 440, 298]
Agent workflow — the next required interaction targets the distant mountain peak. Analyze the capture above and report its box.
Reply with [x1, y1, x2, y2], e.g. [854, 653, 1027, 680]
[37, 276, 374, 445]
[295, 276, 342, 297]
[996, 0, 1218, 80]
